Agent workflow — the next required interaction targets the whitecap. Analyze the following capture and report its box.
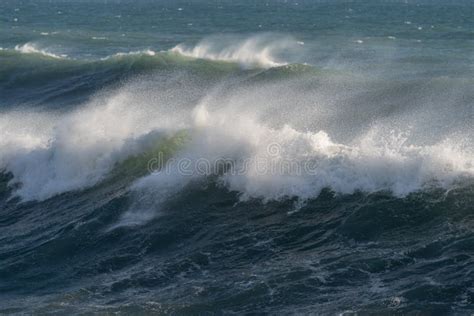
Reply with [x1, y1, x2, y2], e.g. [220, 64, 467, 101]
[170, 34, 297, 68]
[14, 42, 65, 59]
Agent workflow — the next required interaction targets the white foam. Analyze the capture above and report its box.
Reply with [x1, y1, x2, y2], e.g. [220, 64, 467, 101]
[102, 49, 156, 60]
[117, 76, 473, 225]
[170, 34, 296, 68]
[1, 87, 185, 201]
[14, 43, 65, 59]
[114, 93, 473, 223]
[0, 112, 55, 167]
[133, 103, 473, 207]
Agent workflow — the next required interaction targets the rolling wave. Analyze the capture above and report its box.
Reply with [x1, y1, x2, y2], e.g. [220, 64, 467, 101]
[1, 78, 472, 205]
[0, 45, 237, 108]
[0, 38, 308, 108]
[2, 35, 299, 71]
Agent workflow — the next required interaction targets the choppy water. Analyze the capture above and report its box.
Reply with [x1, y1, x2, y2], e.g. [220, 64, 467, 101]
[0, 0, 473, 314]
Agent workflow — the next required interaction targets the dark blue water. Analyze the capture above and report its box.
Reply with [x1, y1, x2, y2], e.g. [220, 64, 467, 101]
[1, 0, 473, 314]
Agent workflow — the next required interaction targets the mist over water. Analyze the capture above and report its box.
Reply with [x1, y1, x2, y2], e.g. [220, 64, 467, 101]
[0, 0, 473, 314]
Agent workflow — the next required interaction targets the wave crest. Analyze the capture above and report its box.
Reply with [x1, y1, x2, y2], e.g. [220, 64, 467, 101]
[170, 35, 298, 68]
[14, 42, 67, 59]
[101, 49, 157, 60]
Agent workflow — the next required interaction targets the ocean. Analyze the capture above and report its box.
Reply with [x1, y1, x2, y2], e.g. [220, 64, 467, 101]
[0, 0, 473, 314]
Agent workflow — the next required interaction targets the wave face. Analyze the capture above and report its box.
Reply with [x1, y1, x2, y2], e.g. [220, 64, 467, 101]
[1, 1, 474, 314]
[0, 45, 244, 109]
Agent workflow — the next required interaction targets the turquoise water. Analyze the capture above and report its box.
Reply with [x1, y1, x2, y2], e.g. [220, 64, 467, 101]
[0, 0, 473, 314]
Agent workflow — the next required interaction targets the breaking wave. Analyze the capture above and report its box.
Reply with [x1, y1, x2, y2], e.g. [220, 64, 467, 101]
[1, 74, 472, 204]
[170, 34, 300, 68]
[14, 42, 67, 59]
